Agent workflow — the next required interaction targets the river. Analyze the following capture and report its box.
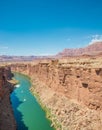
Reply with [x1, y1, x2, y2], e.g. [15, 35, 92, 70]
[10, 73, 55, 130]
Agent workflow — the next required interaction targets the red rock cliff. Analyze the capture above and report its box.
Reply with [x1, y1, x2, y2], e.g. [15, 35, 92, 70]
[11, 59, 102, 111]
[0, 66, 16, 130]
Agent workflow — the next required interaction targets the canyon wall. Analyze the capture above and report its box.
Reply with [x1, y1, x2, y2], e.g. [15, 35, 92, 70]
[0, 66, 16, 130]
[10, 58, 102, 130]
[11, 59, 102, 111]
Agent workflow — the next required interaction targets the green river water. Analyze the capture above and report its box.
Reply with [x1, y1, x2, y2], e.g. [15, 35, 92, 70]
[10, 73, 55, 130]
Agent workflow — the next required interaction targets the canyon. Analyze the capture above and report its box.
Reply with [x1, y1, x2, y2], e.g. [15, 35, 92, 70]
[9, 56, 102, 130]
[0, 42, 102, 130]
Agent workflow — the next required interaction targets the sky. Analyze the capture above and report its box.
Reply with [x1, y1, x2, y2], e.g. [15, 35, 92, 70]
[0, 0, 102, 56]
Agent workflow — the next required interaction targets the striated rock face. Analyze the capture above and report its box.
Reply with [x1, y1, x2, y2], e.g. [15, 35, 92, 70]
[10, 57, 102, 129]
[57, 41, 102, 56]
[0, 66, 16, 130]
[11, 59, 102, 111]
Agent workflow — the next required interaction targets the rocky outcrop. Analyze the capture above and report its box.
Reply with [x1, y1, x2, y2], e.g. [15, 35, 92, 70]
[57, 41, 102, 56]
[0, 66, 16, 130]
[10, 57, 102, 130]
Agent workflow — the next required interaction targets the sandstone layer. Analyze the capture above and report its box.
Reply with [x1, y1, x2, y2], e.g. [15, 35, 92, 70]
[57, 41, 102, 57]
[10, 57, 102, 130]
[0, 66, 16, 130]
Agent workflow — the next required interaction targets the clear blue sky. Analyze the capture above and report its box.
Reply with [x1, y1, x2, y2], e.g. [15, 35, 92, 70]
[0, 0, 102, 56]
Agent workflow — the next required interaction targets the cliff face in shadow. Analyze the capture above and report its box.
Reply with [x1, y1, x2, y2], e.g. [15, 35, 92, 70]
[10, 57, 102, 130]
[0, 66, 16, 130]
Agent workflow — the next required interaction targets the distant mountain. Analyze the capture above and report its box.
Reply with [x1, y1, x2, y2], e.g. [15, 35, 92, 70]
[1, 41, 102, 62]
[57, 41, 102, 57]
[0, 55, 54, 62]
[0, 55, 36, 62]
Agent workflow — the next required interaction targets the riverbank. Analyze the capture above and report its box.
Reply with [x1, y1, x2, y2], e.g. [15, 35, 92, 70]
[28, 76, 61, 130]
[29, 76, 102, 130]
